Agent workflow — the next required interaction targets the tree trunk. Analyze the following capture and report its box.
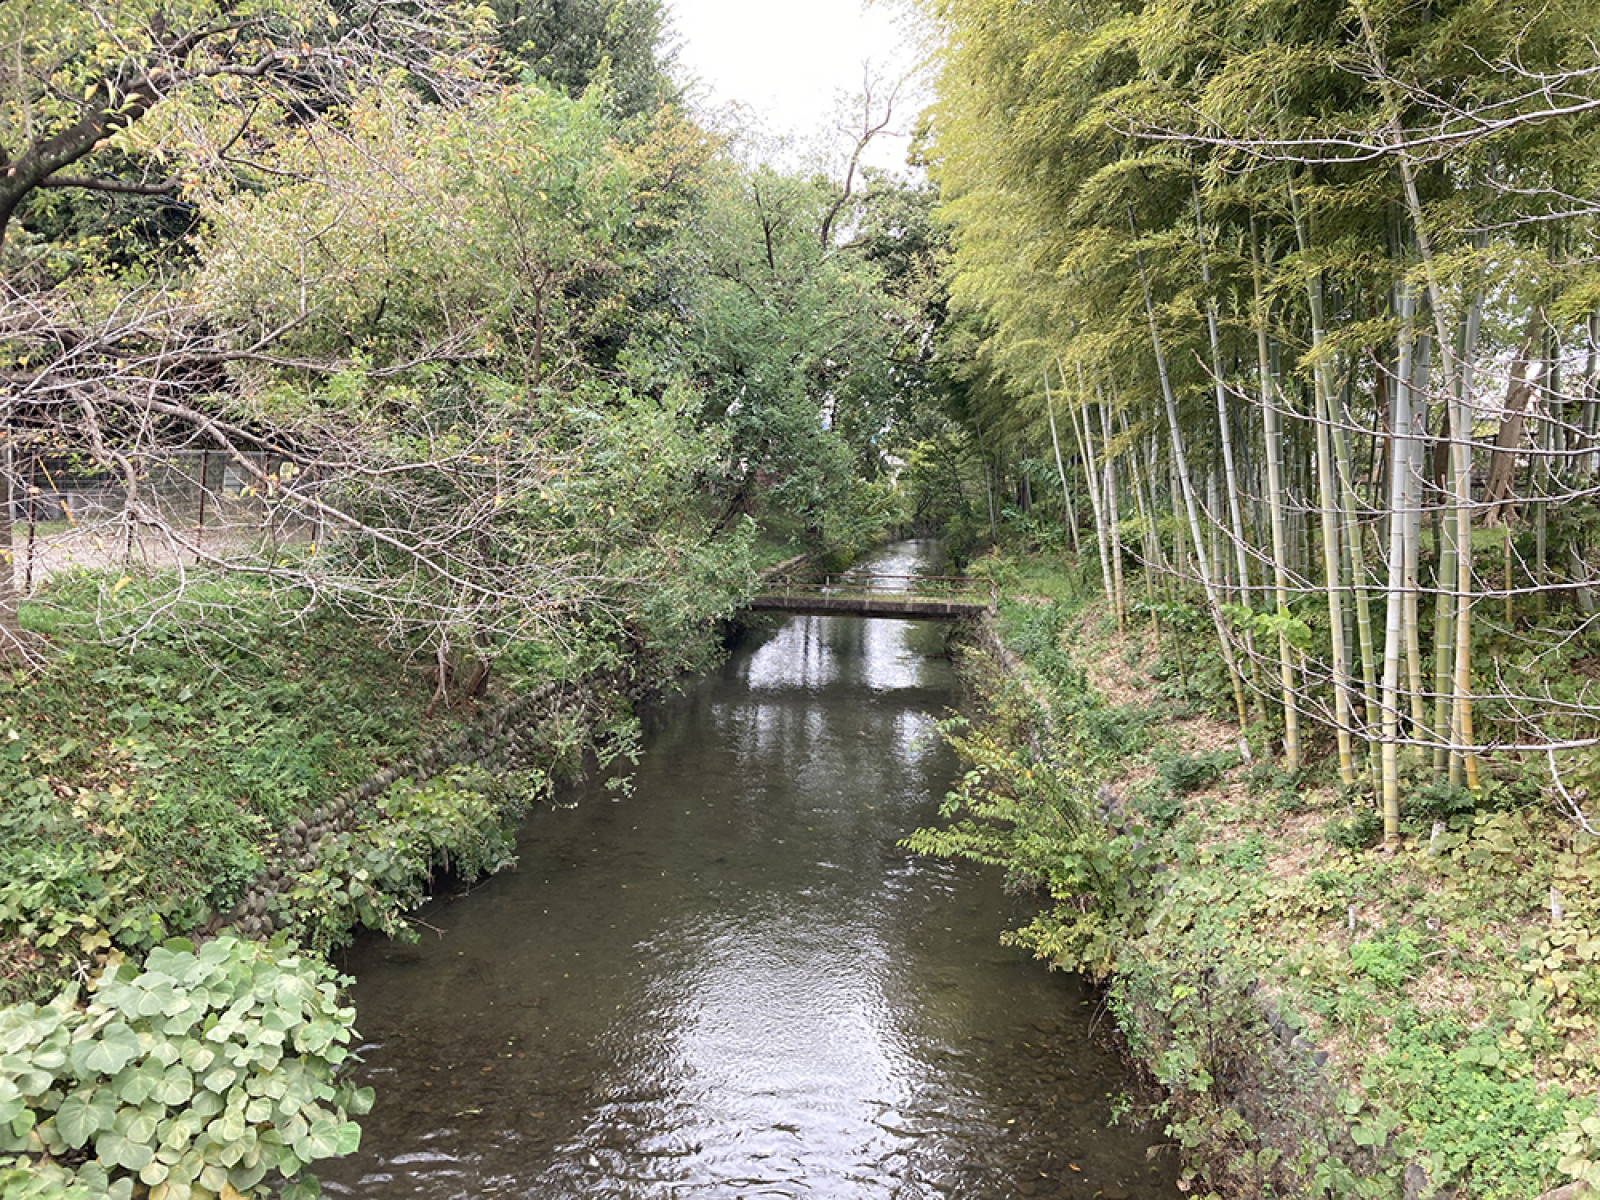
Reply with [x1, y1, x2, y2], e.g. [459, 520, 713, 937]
[1431, 444, 1459, 778]
[1403, 335, 1431, 736]
[974, 421, 999, 543]
[1483, 310, 1543, 524]
[1123, 416, 1168, 638]
[1333, 395, 1381, 759]
[1360, 6, 1482, 792]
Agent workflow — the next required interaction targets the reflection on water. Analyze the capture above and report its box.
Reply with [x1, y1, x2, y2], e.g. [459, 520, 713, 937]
[320, 542, 1176, 1199]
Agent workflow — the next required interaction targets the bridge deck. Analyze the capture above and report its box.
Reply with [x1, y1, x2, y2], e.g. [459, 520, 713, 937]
[747, 594, 991, 620]
[748, 573, 996, 622]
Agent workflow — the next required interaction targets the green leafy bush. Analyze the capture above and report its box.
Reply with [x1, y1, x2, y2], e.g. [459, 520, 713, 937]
[0, 935, 370, 1199]
[269, 765, 536, 955]
[1348, 927, 1423, 991]
[1157, 749, 1234, 796]
[1131, 781, 1186, 830]
[1365, 1012, 1585, 1197]
[905, 709, 1154, 979]
[0, 577, 452, 1001]
[1401, 774, 1484, 832]
[1325, 807, 1384, 851]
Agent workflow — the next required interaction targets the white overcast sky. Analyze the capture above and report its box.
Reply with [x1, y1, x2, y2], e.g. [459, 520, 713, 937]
[663, 0, 930, 173]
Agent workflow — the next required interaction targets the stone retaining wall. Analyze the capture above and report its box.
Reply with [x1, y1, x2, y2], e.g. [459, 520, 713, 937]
[205, 674, 612, 940]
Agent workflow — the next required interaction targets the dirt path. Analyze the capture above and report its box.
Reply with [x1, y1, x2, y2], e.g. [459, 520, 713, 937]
[8, 519, 309, 592]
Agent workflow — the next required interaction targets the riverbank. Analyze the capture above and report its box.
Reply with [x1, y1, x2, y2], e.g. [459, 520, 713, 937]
[0, 576, 634, 1007]
[929, 551, 1600, 1200]
[315, 537, 1179, 1197]
[0, 530, 833, 1006]
[0, 526, 878, 1195]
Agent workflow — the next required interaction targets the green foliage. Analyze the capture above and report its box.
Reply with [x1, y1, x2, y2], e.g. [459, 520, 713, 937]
[942, 546, 1600, 1196]
[994, 593, 1163, 764]
[1245, 761, 1312, 812]
[1226, 603, 1314, 656]
[905, 705, 1155, 980]
[1551, 1108, 1600, 1193]
[1354, 1009, 1589, 1198]
[488, 0, 669, 117]
[1106, 856, 1360, 1200]
[1325, 806, 1385, 851]
[1158, 748, 1235, 796]
[947, 546, 1600, 1198]
[1131, 735, 1237, 831]
[1110, 939, 1277, 1178]
[1348, 927, 1422, 991]
[1131, 783, 1186, 831]
[1402, 777, 1481, 828]
[682, 163, 926, 543]
[0, 935, 369, 1199]
[0, 579, 438, 1002]
[898, 425, 991, 557]
[200, 83, 630, 378]
[270, 767, 534, 956]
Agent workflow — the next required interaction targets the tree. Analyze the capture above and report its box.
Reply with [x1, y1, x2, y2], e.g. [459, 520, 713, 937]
[681, 154, 917, 542]
[490, 0, 672, 119]
[0, 0, 490, 254]
[0, 0, 497, 652]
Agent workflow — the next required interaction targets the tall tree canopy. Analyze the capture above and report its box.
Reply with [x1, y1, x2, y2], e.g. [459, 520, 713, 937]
[490, 0, 672, 118]
[0, 0, 930, 673]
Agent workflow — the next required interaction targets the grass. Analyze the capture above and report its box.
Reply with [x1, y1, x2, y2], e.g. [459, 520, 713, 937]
[0, 569, 457, 1002]
[941, 547, 1600, 1199]
[1099, 623, 1600, 1198]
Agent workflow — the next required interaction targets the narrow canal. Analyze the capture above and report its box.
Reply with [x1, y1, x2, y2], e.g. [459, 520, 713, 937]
[320, 542, 1177, 1199]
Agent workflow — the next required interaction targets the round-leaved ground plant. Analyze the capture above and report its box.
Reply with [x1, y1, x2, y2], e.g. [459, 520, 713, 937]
[0, 934, 371, 1199]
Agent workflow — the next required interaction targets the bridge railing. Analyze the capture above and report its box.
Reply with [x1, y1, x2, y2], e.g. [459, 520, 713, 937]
[758, 573, 998, 611]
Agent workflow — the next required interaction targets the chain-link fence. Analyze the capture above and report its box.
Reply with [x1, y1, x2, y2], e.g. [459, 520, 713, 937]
[5, 450, 318, 592]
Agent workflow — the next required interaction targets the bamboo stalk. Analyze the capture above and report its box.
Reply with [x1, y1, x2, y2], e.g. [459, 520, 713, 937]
[1380, 278, 1418, 844]
[1357, 3, 1481, 791]
[1288, 182, 1358, 784]
[1066, 359, 1117, 614]
[1099, 395, 1127, 631]
[1043, 368, 1082, 558]
[1403, 335, 1430, 736]
[1251, 214, 1302, 772]
[1129, 203, 1249, 730]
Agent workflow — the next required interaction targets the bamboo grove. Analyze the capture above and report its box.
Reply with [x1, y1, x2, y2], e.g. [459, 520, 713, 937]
[918, 0, 1600, 840]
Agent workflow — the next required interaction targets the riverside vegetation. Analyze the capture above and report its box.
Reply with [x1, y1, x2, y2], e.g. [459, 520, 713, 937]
[910, 548, 1600, 1199]
[894, 0, 1600, 1194]
[0, 533, 841, 1197]
[1, 0, 941, 1190]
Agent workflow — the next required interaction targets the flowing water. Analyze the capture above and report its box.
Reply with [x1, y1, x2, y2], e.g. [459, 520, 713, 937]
[319, 542, 1177, 1199]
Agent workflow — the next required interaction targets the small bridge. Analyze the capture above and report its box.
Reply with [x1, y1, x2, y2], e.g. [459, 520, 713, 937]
[748, 573, 997, 621]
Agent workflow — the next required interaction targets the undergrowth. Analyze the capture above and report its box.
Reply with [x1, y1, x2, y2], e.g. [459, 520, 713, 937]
[912, 549, 1600, 1200]
[0, 571, 491, 1002]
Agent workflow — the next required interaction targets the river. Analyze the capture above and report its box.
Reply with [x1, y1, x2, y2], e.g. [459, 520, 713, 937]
[318, 541, 1177, 1199]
